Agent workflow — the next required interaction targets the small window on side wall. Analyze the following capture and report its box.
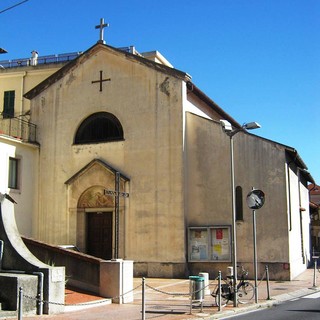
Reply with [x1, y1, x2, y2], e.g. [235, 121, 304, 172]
[8, 157, 19, 189]
[3, 90, 15, 118]
[236, 186, 243, 221]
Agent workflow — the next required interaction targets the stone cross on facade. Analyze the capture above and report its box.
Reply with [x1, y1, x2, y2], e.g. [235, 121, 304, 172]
[95, 18, 109, 44]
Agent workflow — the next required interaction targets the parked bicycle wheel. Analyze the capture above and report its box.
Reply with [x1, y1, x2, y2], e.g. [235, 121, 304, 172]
[214, 283, 230, 307]
[237, 281, 254, 304]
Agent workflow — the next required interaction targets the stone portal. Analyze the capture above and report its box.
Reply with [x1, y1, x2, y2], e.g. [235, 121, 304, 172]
[65, 159, 130, 259]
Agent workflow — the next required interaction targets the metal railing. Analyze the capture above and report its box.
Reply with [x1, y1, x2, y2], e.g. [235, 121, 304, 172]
[16, 271, 277, 320]
[0, 52, 82, 69]
[0, 115, 37, 142]
[0, 47, 140, 69]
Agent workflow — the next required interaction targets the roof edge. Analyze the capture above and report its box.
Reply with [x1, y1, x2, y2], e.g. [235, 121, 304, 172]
[250, 134, 315, 184]
[24, 43, 191, 100]
[186, 81, 242, 129]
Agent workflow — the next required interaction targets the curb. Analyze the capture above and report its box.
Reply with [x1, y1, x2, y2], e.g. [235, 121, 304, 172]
[190, 286, 320, 319]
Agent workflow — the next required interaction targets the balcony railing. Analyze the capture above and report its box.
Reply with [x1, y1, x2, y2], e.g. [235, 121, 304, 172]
[0, 115, 37, 143]
[0, 47, 137, 69]
[0, 52, 82, 69]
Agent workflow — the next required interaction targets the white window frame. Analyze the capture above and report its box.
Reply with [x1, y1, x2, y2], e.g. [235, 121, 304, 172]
[8, 156, 21, 190]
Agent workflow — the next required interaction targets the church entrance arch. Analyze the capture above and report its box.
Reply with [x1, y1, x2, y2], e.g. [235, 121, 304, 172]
[65, 159, 130, 260]
[78, 186, 115, 258]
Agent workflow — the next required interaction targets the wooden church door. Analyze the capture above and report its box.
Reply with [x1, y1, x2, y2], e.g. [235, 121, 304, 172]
[86, 212, 113, 260]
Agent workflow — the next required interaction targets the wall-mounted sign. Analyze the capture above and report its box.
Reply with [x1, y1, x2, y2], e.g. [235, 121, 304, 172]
[104, 189, 129, 197]
[188, 226, 231, 262]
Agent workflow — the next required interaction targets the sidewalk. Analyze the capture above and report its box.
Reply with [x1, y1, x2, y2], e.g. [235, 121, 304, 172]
[2, 268, 320, 320]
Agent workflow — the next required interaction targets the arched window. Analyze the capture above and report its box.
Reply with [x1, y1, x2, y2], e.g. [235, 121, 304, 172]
[74, 112, 124, 144]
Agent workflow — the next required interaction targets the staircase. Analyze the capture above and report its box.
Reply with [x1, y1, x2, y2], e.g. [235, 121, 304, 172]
[0, 194, 65, 316]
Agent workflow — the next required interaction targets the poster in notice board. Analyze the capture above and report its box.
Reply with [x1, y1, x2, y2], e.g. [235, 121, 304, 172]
[211, 227, 231, 261]
[189, 228, 208, 260]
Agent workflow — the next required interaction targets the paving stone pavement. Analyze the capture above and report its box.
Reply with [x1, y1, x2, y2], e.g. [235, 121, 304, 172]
[1, 268, 320, 320]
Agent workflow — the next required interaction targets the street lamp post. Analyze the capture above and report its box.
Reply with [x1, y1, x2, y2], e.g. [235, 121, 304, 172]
[220, 120, 261, 307]
[246, 188, 265, 303]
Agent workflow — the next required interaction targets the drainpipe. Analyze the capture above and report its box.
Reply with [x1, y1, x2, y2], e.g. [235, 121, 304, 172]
[20, 71, 27, 116]
[0, 240, 3, 269]
[287, 161, 293, 231]
[32, 271, 44, 315]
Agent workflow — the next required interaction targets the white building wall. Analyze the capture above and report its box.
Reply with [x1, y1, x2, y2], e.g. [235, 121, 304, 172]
[0, 136, 38, 237]
[300, 175, 311, 265]
[287, 166, 310, 278]
[184, 99, 212, 120]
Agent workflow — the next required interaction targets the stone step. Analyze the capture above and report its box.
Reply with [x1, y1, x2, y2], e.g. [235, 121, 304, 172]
[0, 310, 17, 318]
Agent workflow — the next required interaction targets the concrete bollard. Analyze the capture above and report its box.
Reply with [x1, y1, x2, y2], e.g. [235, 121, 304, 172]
[199, 272, 210, 295]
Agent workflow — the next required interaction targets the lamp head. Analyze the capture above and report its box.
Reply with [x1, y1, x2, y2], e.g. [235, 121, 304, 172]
[220, 119, 233, 132]
[243, 122, 261, 130]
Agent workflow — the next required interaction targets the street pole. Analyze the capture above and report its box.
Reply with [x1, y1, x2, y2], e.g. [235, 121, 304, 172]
[253, 208, 258, 303]
[246, 188, 265, 304]
[230, 136, 238, 307]
[220, 119, 261, 308]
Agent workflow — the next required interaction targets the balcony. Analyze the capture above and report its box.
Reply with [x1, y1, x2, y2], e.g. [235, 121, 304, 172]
[0, 115, 37, 143]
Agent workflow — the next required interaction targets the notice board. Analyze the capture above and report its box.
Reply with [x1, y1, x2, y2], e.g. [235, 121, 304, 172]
[188, 226, 231, 262]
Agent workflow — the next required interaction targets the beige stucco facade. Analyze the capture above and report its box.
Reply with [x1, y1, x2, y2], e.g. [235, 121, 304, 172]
[185, 112, 311, 279]
[0, 43, 313, 280]
[26, 44, 189, 276]
[0, 63, 66, 118]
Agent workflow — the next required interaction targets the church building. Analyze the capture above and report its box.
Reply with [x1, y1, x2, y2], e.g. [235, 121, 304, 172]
[0, 30, 314, 280]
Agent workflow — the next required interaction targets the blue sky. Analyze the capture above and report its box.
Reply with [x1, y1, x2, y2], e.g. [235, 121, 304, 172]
[1, 0, 319, 183]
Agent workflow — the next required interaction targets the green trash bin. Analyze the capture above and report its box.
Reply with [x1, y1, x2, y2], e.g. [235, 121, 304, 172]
[189, 276, 205, 301]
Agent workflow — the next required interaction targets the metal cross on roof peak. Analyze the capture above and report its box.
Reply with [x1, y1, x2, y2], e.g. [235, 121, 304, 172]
[95, 18, 109, 44]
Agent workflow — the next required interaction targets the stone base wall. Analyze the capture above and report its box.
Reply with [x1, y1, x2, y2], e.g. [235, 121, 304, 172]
[134, 261, 295, 281]
[0, 273, 37, 312]
[134, 262, 187, 278]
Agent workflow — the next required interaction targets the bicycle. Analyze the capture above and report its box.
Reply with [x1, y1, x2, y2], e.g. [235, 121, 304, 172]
[211, 265, 255, 306]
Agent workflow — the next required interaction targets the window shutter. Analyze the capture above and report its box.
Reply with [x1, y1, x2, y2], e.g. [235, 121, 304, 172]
[3, 90, 15, 118]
